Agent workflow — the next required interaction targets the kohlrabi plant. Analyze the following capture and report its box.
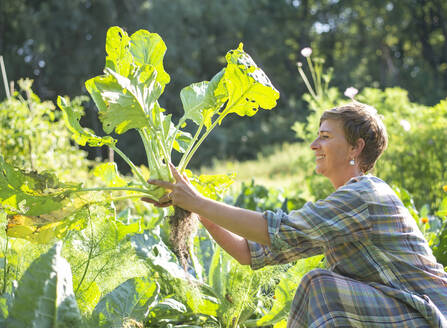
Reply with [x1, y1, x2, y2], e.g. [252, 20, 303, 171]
[0, 26, 279, 267]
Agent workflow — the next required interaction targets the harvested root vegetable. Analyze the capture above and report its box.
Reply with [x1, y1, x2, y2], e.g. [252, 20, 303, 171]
[168, 206, 198, 269]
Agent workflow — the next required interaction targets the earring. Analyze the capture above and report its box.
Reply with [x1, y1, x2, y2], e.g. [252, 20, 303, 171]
[349, 159, 355, 166]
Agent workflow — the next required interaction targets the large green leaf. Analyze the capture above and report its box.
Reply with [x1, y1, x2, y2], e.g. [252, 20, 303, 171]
[92, 277, 159, 327]
[0, 155, 93, 242]
[180, 81, 209, 126]
[179, 70, 225, 129]
[179, 70, 226, 130]
[85, 26, 170, 135]
[215, 43, 279, 123]
[147, 298, 187, 320]
[104, 26, 132, 77]
[0, 155, 77, 217]
[86, 70, 153, 134]
[7, 242, 82, 328]
[57, 96, 116, 147]
[130, 29, 170, 87]
[130, 227, 195, 281]
[6, 207, 88, 243]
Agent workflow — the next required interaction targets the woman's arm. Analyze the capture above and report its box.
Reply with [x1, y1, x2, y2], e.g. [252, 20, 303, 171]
[199, 216, 251, 265]
[142, 164, 271, 246]
[192, 196, 270, 246]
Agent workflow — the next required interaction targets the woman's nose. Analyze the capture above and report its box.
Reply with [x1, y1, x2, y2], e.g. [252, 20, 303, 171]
[310, 138, 319, 150]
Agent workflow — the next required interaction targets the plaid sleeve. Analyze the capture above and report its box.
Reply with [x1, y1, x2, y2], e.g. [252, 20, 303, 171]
[249, 186, 371, 270]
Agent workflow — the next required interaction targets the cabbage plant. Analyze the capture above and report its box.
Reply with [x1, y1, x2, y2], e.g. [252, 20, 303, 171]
[0, 26, 279, 265]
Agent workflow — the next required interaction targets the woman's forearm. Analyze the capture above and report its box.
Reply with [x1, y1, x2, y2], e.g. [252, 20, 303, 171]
[199, 216, 251, 265]
[192, 196, 271, 246]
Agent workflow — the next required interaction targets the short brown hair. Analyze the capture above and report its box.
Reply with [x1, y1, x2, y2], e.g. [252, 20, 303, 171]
[320, 102, 388, 173]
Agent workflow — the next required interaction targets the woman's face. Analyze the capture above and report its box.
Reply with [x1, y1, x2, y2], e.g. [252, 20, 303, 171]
[310, 119, 354, 182]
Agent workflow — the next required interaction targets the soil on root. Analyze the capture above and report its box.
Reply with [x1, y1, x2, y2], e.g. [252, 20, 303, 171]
[168, 206, 198, 269]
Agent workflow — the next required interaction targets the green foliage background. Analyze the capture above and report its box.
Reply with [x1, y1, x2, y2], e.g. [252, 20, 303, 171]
[1, 0, 446, 168]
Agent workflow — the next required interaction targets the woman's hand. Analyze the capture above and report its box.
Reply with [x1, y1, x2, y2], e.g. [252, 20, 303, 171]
[142, 163, 270, 246]
[141, 163, 204, 212]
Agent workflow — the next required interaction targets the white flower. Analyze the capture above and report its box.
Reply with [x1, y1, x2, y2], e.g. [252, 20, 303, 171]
[300, 47, 312, 57]
[400, 119, 411, 131]
[344, 87, 358, 99]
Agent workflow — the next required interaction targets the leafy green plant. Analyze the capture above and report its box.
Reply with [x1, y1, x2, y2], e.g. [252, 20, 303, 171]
[251, 255, 324, 327]
[0, 26, 279, 267]
[62, 203, 149, 317]
[130, 225, 286, 328]
[91, 277, 159, 327]
[6, 242, 82, 328]
[393, 185, 447, 267]
[359, 90, 447, 209]
[230, 180, 306, 213]
[0, 78, 92, 179]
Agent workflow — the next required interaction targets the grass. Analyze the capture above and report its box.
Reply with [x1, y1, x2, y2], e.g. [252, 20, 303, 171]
[199, 141, 321, 200]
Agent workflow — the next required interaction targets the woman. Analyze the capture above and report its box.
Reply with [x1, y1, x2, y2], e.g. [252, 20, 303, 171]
[144, 102, 447, 327]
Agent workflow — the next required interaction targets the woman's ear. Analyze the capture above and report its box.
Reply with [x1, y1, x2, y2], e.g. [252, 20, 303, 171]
[350, 138, 365, 158]
[354, 138, 365, 157]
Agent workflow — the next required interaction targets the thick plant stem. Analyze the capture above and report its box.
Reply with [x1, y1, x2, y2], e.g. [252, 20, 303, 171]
[106, 194, 148, 202]
[180, 83, 255, 171]
[179, 121, 215, 172]
[75, 194, 149, 208]
[170, 117, 187, 152]
[139, 129, 153, 171]
[155, 132, 173, 180]
[109, 145, 148, 187]
[76, 186, 150, 194]
[149, 139, 165, 179]
[178, 120, 205, 172]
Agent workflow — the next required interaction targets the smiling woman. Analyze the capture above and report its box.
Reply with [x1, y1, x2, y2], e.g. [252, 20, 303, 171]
[145, 102, 447, 327]
[311, 102, 388, 189]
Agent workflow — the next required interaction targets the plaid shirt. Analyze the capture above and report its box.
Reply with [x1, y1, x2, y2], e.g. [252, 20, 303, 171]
[248, 175, 447, 327]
